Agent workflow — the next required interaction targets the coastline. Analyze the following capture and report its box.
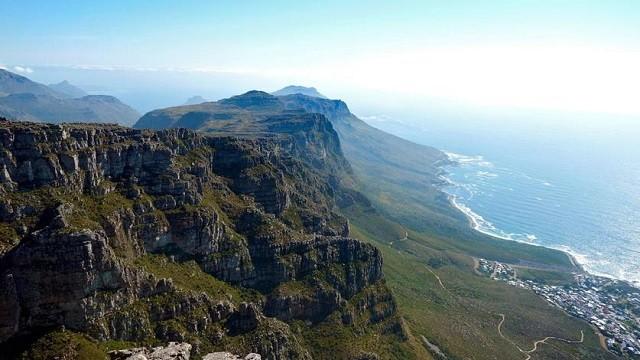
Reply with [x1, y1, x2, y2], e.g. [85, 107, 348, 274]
[448, 192, 581, 270]
[438, 151, 638, 288]
[446, 190, 640, 291]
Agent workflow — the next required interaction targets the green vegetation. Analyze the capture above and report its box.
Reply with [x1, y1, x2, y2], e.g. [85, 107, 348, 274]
[281, 206, 304, 230]
[99, 339, 139, 353]
[515, 266, 576, 285]
[294, 284, 433, 360]
[17, 330, 107, 360]
[343, 202, 573, 271]
[174, 146, 213, 168]
[345, 207, 614, 359]
[135, 254, 261, 303]
[0, 222, 19, 254]
[93, 254, 263, 357]
[271, 280, 316, 297]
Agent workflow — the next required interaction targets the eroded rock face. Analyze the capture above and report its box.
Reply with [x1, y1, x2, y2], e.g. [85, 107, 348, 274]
[0, 226, 152, 340]
[0, 119, 394, 358]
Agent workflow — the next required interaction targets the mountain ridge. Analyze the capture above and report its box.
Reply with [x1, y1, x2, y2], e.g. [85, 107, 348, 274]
[134, 89, 452, 231]
[0, 85, 608, 359]
[0, 69, 64, 98]
[0, 69, 139, 126]
[48, 80, 88, 98]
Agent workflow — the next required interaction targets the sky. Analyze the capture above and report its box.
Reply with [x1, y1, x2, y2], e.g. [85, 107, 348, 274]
[1, 0, 640, 115]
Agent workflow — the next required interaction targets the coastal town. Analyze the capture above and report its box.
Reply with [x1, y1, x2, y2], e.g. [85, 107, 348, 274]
[478, 258, 640, 358]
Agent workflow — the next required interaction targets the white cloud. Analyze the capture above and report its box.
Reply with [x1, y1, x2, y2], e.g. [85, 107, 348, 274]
[65, 64, 254, 74]
[13, 65, 34, 74]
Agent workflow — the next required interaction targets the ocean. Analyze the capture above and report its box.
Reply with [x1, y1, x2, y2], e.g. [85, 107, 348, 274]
[369, 108, 640, 285]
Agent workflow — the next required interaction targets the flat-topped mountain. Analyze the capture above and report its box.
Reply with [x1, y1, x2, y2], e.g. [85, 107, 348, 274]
[0, 69, 139, 126]
[272, 85, 327, 99]
[135, 89, 453, 231]
[136, 91, 352, 183]
[48, 80, 88, 98]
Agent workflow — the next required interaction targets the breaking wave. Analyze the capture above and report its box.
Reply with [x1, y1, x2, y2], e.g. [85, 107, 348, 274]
[441, 149, 640, 287]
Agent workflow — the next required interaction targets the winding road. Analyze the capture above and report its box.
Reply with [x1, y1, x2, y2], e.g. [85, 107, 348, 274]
[496, 313, 584, 360]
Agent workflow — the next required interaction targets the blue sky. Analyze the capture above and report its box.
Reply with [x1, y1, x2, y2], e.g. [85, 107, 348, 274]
[2, 1, 640, 114]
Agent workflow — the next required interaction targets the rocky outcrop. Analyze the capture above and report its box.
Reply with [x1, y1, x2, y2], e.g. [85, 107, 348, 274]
[109, 342, 192, 360]
[108, 342, 262, 360]
[0, 225, 157, 341]
[204, 353, 261, 360]
[0, 119, 394, 359]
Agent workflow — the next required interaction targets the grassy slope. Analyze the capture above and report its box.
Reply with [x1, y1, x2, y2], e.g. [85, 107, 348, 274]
[332, 110, 616, 358]
[5, 331, 108, 360]
[294, 282, 434, 360]
[344, 206, 615, 360]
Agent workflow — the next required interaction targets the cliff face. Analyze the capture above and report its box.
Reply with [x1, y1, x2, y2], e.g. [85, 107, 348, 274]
[0, 118, 401, 359]
[276, 93, 462, 234]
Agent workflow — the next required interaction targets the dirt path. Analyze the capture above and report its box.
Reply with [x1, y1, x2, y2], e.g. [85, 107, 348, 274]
[425, 266, 447, 291]
[496, 313, 584, 360]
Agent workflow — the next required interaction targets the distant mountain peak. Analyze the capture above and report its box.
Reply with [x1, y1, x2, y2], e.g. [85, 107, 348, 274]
[183, 95, 208, 105]
[0, 69, 64, 98]
[48, 80, 87, 98]
[219, 90, 282, 111]
[272, 85, 327, 99]
[0, 69, 138, 126]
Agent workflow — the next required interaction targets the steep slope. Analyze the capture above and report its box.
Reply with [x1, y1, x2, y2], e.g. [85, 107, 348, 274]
[135, 91, 575, 267]
[275, 93, 577, 269]
[272, 86, 327, 99]
[0, 69, 64, 98]
[343, 206, 615, 360]
[136, 90, 462, 233]
[0, 69, 139, 126]
[0, 118, 427, 359]
[130, 89, 604, 359]
[135, 92, 357, 196]
[277, 94, 459, 228]
[48, 80, 88, 98]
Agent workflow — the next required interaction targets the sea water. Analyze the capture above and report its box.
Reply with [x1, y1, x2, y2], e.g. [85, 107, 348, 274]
[371, 108, 640, 285]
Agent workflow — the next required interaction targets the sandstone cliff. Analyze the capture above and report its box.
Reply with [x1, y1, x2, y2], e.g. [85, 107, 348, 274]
[0, 118, 404, 359]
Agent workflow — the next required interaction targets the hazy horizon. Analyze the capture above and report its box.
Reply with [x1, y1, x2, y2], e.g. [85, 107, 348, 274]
[1, 3, 640, 358]
[2, 0, 640, 119]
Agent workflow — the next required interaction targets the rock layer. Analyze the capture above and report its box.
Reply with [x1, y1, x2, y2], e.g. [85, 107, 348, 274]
[0, 118, 397, 359]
